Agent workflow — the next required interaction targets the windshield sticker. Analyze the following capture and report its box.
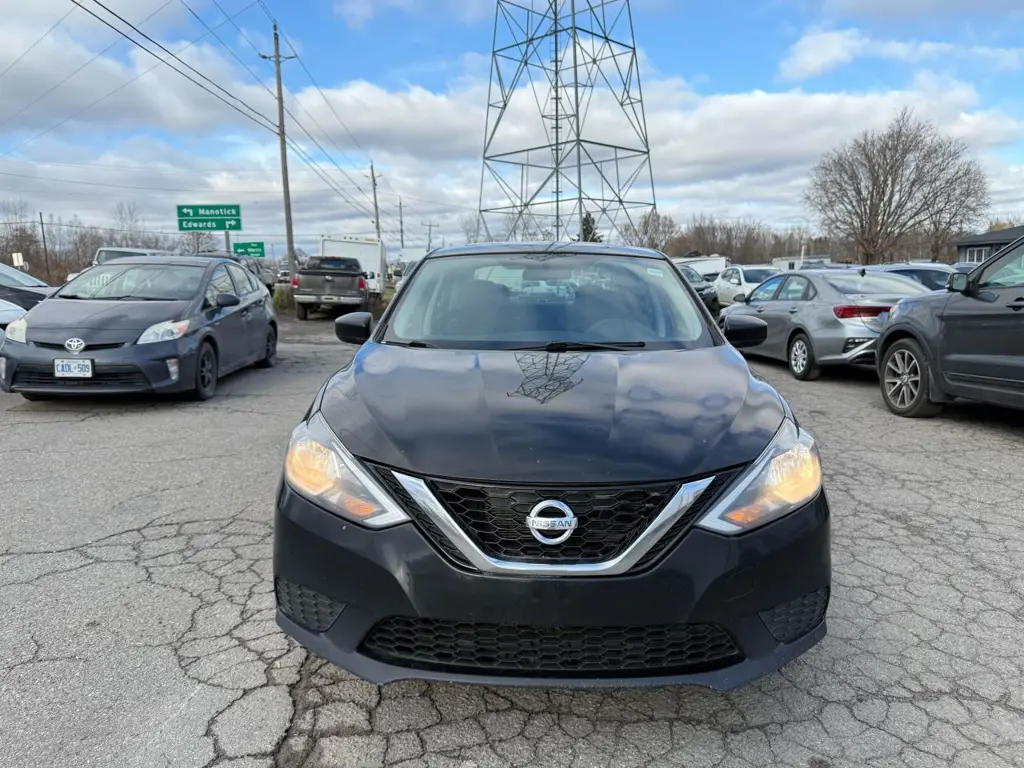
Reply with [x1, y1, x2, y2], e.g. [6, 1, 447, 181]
[647, 267, 664, 277]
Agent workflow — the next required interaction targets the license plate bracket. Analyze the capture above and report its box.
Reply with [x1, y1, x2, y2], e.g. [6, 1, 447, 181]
[54, 358, 94, 378]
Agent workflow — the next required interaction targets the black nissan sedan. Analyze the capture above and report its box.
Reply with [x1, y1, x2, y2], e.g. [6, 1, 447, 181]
[0, 255, 277, 401]
[274, 242, 831, 690]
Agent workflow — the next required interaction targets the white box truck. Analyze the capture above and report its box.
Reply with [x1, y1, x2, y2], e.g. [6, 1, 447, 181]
[319, 235, 388, 299]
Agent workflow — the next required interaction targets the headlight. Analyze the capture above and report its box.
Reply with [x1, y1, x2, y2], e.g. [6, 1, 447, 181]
[284, 412, 409, 528]
[696, 419, 822, 534]
[137, 320, 190, 344]
[4, 318, 27, 343]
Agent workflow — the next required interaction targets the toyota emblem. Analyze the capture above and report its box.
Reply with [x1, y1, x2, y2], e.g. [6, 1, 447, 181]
[525, 500, 578, 545]
[64, 338, 86, 354]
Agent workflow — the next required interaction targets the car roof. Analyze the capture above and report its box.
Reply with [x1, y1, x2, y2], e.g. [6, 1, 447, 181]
[424, 241, 666, 260]
[84, 255, 229, 268]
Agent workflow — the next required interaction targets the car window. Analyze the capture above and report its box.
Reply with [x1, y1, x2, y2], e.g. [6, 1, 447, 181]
[825, 272, 931, 295]
[226, 264, 255, 295]
[206, 265, 236, 305]
[742, 268, 779, 284]
[385, 252, 715, 351]
[57, 264, 205, 301]
[0, 263, 49, 287]
[895, 268, 949, 291]
[95, 249, 145, 265]
[674, 264, 702, 284]
[749, 276, 785, 302]
[978, 242, 1024, 289]
[777, 276, 811, 301]
[308, 257, 362, 271]
[244, 269, 262, 292]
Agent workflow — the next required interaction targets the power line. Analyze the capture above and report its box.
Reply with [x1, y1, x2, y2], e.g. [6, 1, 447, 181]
[1, 1, 262, 157]
[0, 7, 76, 84]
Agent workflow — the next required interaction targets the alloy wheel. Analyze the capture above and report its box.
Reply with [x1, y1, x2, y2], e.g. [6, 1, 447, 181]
[790, 340, 808, 374]
[884, 349, 921, 409]
[199, 351, 215, 391]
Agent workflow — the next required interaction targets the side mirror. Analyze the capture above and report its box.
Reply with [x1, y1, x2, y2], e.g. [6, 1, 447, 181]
[733, 293, 747, 304]
[722, 314, 767, 349]
[215, 293, 240, 308]
[335, 312, 374, 344]
[948, 272, 969, 293]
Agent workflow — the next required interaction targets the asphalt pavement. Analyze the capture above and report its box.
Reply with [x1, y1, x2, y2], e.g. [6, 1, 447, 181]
[2, 317, 1023, 768]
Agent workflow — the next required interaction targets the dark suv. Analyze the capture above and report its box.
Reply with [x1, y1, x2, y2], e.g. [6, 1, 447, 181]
[273, 243, 832, 690]
[877, 236, 1024, 417]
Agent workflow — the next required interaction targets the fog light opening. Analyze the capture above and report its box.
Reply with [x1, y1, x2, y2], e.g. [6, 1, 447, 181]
[166, 359, 180, 382]
[842, 338, 873, 353]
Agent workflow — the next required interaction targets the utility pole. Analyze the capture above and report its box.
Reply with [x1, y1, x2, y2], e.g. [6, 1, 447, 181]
[423, 221, 439, 252]
[398, 198, 404, 248]
[38, 212, 51, 282]
[369, 162, 382, 240]
[260, 24, 297, 280]
[224, 230, 231, 254]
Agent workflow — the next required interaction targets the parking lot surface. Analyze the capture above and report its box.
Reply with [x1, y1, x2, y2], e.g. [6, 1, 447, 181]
[2, 319, 1023, 768]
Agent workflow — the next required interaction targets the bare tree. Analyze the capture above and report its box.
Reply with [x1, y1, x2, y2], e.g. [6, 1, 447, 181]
[179, 231, 218, 255]
[459, 213, 482, 244]
[805, 107, 990, 264]
[618, 211, 680, 251]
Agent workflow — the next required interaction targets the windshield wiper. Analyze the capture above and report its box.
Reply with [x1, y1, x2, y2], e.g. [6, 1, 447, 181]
[512, 341, 647, 352]
[116, 295, 165, 301]
[386, 340, 437, 348]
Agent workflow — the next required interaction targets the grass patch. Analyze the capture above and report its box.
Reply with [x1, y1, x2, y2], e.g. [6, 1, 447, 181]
[272, 285, 295, 311]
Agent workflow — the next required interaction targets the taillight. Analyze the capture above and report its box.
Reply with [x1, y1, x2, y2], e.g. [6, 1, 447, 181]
[358, 277, 366, 291]
[291, 275, 299, 288]
[833, 305, 891, 319]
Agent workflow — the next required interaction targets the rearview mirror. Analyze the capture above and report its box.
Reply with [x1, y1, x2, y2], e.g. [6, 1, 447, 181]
[215, 293, 240, 308]
[335, 312, 374, 345]
[948, 272, 969, 293]
[722, 314, 767, 349]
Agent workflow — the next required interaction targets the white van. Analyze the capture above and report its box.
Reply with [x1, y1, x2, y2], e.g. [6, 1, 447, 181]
[67, 247, 176, 282]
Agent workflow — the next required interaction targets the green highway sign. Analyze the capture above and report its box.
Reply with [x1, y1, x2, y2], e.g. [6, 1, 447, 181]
[233, 241, 265, 258]
[178, 217, 241, 232]
[177, 204, 241, 218]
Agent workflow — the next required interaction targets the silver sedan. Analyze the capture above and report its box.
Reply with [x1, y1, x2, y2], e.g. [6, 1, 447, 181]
[721, 268, 931, 380]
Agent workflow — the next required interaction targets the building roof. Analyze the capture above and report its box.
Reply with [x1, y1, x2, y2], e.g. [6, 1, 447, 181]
[953, 225, 1024, 247]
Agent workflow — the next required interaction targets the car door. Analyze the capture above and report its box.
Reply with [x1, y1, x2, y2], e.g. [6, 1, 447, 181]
[763, 275, 812, 358]
[205, 264, 248, 372]
[226, 263, 262, 362]
[716, 268, 742, 305]
[741, 275, 788, 358]
[938, 243, 1024, 405]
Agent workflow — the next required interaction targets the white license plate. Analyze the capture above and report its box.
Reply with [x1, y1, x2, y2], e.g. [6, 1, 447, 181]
[54, 358, 93, 378]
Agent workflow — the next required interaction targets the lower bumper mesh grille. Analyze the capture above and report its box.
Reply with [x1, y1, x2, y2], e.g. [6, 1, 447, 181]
[360, 616, 742, 678]
[275, 576, 345, 632]
[759, 587, 830, 643]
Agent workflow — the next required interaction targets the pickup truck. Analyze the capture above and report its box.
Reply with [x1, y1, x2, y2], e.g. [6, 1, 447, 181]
[292, 256, 369, 320]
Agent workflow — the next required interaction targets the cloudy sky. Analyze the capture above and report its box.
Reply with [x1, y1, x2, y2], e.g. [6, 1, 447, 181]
[2, 0, 1024, 258]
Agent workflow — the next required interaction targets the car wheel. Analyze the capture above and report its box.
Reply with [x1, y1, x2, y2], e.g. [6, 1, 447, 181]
[255, 327, 277, 369]
[191, 342, 218, 401]
[788, 333, 821, 381]
[880, 339, 943, 418]
[295, 303, 309, 321]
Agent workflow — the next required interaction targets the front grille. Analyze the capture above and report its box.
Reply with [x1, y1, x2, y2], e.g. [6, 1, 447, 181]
[428, 478, 679, 564]
[760, 587, 830, 643]
[32, 341, 125, 351]
[360, 616, 742, 678]
[367, 463, 742, 571]
[12, 364, 148, 390]
[275, 576, 345, 632]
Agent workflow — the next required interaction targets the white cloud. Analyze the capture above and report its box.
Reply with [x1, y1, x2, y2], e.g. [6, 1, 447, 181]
[824, 0, 1023, 15]
[780, 28, 1024, 80]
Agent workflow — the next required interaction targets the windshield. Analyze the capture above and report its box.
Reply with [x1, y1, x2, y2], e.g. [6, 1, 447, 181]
[0, 263, 48, 287]
[673, 263, 703, 283]
[57, 264, 205, 301]
[825, 272, 931, 295]
[742, 268, 780, 283]
[383, 252, 714, 350]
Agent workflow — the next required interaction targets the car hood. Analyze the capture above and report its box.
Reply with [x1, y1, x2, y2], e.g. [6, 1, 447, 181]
[23, 299, 191, 344]
[319, 343, 787, 484]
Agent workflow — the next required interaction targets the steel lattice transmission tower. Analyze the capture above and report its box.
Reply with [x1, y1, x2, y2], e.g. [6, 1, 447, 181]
[476, 0, 656, 242]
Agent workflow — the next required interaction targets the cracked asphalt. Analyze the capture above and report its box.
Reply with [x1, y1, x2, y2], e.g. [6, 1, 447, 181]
[3, 319, 1023, 768]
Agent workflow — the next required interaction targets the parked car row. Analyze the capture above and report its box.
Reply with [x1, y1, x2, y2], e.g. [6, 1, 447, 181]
[714, 242, 1024, 419]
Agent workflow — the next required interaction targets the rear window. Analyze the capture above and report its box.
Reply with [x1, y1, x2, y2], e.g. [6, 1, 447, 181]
[96, 249, 148, 265]
[308, 257, 361, 271]
[742, 268, 780, 283]
[825, 272, 931, 295]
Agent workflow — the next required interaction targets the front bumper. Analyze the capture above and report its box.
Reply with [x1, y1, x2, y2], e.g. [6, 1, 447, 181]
[294, 294, 366, 306]
[274, 482, 831, 690]
[0, 337, 199, 395]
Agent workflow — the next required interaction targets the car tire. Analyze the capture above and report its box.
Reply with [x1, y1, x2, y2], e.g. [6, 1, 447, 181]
[880, 338, 944, 418]
[788, 333, 821, 381]
[191, 342, 218, 401]
[295, 303, 309, 321]
[255, 327, 277, 369]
